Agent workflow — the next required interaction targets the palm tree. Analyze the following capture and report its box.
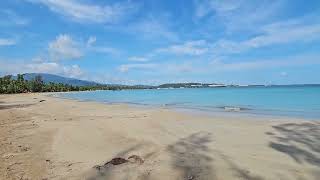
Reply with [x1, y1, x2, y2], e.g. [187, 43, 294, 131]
[31, 75, 44, 92]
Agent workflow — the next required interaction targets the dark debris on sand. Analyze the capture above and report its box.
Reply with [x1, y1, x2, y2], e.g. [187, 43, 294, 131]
[93, 155, 144, 171]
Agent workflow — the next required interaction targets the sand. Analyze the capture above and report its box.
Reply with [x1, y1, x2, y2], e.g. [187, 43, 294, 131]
[1, 93, 320, 180]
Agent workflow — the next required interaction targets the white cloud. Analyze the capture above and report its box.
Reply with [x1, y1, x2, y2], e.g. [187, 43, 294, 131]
[128, 56, 149, 62]
[0, 38, 16, 46]
[212, 21, 320, 55]
[166, 62, 195, 73]
[31, 57, 45, 63]
[27, 0, 136, 24]
[62, 64, 83, 78]
[91, 46, 120, 56]
[26, 62, 63, 74]
[193, 1, 320, 57]
[194, 0, 242, 19]
[49, 34, 83, 61]
[85, 36, 120, 56]
[118, 63, 157, 73]
[194, 0, 284, 32]
[118, 61, 199, 75]
[86, 36, 96, 47]
[209, 54, 320, 72]
[23, 62, 83, 78]
[123, 53, 319, 76]
[0, 59, 84, 78]
[129, 17, 178, 41]
[0, 10, 30, 26]
[134, 40, 208, 60]
[254, 21, 320, 45]
[156, 40, 208, 56]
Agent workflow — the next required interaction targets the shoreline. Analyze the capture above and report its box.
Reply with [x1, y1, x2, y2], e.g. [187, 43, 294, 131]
[1, 93, 320, 179]
[54, 91, 320, 121]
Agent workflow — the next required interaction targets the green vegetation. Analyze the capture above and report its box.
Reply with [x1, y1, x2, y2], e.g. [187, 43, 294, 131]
[0, 74, 231, 94]
[0, 74, 153, 94]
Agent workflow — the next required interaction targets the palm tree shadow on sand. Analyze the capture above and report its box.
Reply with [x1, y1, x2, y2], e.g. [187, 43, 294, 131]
[86, 131, 264, 180]
[166, 132, 215, 180]
[166, 131, 263, 180]
[267, 122, 320, 167]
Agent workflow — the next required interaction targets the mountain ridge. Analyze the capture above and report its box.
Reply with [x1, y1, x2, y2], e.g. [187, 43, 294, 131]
[17, 73, 100, 87]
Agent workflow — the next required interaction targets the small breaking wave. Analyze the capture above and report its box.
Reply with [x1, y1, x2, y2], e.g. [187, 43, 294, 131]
[216, 106, 252, 112]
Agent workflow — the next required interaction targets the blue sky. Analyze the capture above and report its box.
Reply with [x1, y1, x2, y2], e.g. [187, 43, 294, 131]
[0, 0, 320, 85]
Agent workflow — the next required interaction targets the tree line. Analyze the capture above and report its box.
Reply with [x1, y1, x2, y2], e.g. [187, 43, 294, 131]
[0, 74, 152, 94]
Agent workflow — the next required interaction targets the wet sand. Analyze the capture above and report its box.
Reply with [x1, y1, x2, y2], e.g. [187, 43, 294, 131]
[1, 93, 320, 180]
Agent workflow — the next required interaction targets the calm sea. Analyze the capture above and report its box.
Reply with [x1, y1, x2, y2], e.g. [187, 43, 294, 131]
[58, 86, 320, 119]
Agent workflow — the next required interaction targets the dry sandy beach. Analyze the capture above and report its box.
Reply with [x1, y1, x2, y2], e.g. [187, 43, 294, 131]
[1, 93, 320, 180]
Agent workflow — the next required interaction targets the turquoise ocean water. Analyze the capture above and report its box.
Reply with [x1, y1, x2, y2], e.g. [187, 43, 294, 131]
[58, 85, 320, 119]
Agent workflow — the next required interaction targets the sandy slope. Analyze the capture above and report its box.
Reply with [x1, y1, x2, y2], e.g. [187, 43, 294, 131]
[1, 93, 320, 180]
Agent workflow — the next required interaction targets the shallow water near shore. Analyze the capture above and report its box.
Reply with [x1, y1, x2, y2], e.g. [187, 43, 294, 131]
[58, 85, 320, 119]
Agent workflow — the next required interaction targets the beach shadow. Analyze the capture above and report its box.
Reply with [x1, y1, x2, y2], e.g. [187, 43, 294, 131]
[167, 132, 215, 180]
[267, 122, 320, 167]
[0, 103, 34, 110]
[219, 154, 263, 180]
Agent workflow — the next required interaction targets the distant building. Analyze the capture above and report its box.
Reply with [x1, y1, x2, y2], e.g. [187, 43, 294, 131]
[208, 84, 226, 87]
